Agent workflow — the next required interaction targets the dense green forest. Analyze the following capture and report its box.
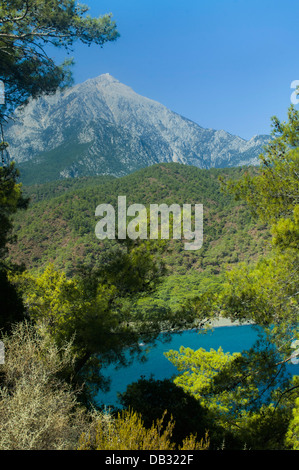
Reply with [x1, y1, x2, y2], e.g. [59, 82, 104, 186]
[8, 164, 270, 308]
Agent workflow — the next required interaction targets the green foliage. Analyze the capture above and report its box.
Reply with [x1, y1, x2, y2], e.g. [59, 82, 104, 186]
[5, 164, 272, 408]
[286, 396, 299, 450]
[0, 162, 28, 259]
[0, 321, 90, 450]
[78, 408, 209, 451]
[0, 267, 26, 333]
[221, 106, 299, 225]
[118, 377, 212, 446]
[13, 245, 166, 355]
[0, 321, 209, 450]
[165, 343, 297, 449]
[0, 0, 119, 121]
[0, 162, 28, 331]
[218, 106, 299, 352]
[271, 204, 299, 251]
[78, 409, 176, 451]
[165, 346, 241, 415]
[164, 107, 299, 449]
[11, 237, 200, 403]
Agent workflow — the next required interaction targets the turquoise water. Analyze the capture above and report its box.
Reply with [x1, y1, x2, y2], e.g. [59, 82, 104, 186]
[96, 324, 299, 407]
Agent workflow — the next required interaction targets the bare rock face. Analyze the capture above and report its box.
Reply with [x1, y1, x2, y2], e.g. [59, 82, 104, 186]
[4, 73, 269, 184]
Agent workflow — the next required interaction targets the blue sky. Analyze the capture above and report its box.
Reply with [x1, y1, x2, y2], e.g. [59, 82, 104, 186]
[51, 0, 299, 140]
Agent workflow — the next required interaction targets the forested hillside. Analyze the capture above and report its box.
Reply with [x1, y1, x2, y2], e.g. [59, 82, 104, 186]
[9, 163, 270, 307]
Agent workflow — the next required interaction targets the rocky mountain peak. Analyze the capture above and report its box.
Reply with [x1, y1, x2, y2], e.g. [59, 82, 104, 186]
[4, 74, 269, 185]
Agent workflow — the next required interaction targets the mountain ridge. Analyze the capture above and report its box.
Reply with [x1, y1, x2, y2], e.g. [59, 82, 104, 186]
[4, 74, 269, 185]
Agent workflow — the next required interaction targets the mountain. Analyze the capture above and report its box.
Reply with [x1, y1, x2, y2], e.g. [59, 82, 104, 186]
[4, 74, 269, 185]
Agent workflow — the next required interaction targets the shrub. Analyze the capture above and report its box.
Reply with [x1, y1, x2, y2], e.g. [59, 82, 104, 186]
[0, 321, 90, 450]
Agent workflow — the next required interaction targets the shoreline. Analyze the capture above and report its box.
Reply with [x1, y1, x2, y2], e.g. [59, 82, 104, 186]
[207, 318, 253, 328]
[163, 318, 254, 337]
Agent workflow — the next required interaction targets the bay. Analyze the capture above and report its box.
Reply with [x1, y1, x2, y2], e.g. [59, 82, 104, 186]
[95, 324, 299, 408]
